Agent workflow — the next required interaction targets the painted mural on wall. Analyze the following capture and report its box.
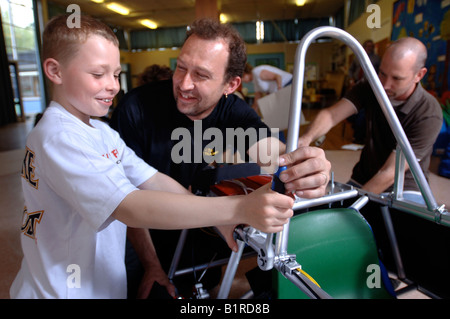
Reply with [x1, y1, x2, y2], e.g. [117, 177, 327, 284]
[391, 0, 450, 97]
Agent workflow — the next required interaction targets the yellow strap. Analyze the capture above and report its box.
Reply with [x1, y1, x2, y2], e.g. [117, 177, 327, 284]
[297, 268, 321, 288]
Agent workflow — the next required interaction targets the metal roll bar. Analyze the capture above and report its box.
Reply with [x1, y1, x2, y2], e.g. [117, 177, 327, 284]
[275, 26, 450, 260]
[218, 26, 449, 299]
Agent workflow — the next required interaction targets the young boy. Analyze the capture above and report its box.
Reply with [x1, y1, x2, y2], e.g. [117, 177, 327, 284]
[10, 14, 294, 299]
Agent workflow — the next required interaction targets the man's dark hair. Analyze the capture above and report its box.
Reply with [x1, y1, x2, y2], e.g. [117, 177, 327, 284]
[185, 18, 247, 83]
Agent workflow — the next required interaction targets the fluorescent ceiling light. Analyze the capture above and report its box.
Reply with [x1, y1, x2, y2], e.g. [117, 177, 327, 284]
[106, 3, 130, 15]
[91, 0, 104, 3]
[256, 21, 264, 42]
[220, 13, 227, 23]
[140, 19, 158, 29]
[296, 0, 306, 6]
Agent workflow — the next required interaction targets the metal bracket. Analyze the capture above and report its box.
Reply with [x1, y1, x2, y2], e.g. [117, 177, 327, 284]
[235, 227, 274, 271]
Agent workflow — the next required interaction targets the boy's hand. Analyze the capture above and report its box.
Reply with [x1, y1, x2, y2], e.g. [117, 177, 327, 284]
[240, 184, 294, 233]
[278, 146, 331, 199]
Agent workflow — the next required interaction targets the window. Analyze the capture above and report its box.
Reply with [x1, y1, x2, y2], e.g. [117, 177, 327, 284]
[1, 0, 44, 115]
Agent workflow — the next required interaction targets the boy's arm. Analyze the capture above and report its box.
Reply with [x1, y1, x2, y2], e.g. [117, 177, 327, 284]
[112, 182, 294, 233]
[139, 171, 191, 194]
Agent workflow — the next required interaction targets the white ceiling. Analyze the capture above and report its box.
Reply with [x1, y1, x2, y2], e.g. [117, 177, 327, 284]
[48, 0, 345, 30]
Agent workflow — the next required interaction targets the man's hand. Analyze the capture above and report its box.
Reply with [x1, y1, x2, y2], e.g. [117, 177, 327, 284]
[126, 227, 176, 299]
[137, 262, 176, 299]
[278, 146, 331, 198]
[215, 224, 240, 252]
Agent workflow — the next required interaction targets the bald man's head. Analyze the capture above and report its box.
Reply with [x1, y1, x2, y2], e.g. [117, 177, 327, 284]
[385, 37, 427, 73]
[378, 37, 428, 101]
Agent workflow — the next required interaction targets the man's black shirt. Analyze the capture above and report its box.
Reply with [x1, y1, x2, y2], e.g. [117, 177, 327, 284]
[110, 79, 269, 192]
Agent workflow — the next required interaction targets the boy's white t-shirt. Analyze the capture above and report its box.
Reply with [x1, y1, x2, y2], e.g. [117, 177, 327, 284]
[10, 102, 157, 299]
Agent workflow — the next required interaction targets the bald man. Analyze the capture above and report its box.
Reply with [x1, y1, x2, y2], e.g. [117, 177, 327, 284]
[299, 37, 442, 194]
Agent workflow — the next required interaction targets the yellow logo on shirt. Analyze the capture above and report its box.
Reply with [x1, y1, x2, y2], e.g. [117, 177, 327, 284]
[203, 147, 219, 157]
[21, 206, 44, 241]
[21, 147, 39, 189]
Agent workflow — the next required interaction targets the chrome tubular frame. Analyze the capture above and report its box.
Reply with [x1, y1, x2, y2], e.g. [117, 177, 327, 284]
[222, 26, 449, 299]
[167, 27, 448, 300]
[275, 26, 450, 261]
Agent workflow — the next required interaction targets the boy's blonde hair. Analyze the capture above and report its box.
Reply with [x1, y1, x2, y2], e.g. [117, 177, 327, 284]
[43, 14, 119, 64]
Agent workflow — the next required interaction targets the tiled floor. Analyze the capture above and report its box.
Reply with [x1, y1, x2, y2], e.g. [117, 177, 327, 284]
[0, 126, 31, 299]
[1, 112, 448, 299]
